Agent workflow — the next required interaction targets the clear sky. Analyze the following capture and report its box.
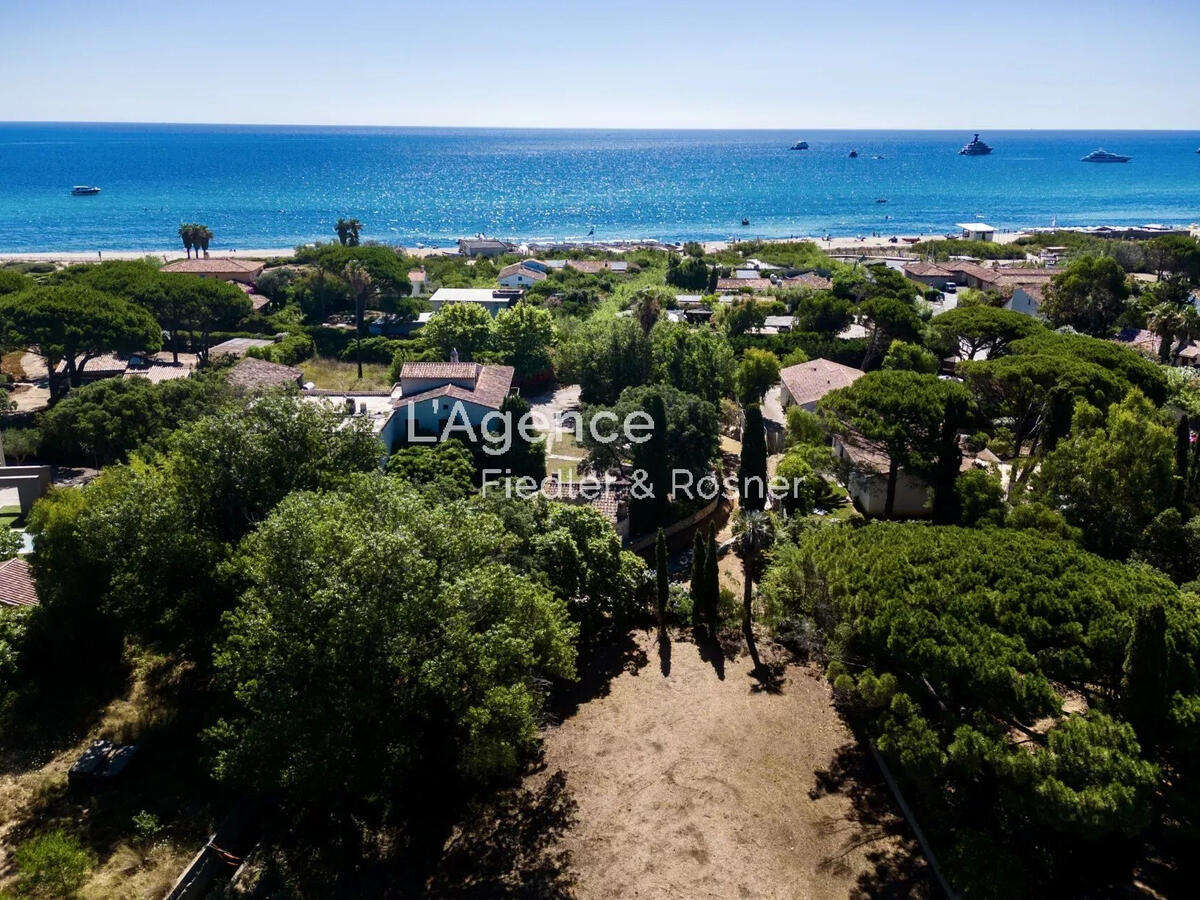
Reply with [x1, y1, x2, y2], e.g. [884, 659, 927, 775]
[3, 0, 1198, 128]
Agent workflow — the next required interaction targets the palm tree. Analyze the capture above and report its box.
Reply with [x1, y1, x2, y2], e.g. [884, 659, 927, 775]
[335, 218, 363, 247]
[194, 224, 213, 258]
[1147, 303, 1184, 363]
[732, 510, 774, 674]
[344, 261, 375, 379]
[178, 223, 195, 259]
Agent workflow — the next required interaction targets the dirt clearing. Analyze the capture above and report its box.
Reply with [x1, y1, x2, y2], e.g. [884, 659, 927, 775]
[531, 631, 924, 899]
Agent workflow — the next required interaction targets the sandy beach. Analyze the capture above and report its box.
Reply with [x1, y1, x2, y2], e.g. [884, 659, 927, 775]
[0, 231, 1035, 267]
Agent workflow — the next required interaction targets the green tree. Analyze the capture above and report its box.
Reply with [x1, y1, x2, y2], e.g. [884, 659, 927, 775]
[732, 509, 773, 673]
[649, 322, 735, 405]
[0, 285, 162, 397]
[927, 305, 1044, 361]
[344, 260, 375, 379]
[703, 523, 720, 628]
[556, 315, 650, 405]
[655, 528, 668, 636]
[1121, 600, 1169, 746]
[721, 298, 766, 337]
[334, 217, 363, 246]
[423, 302, 495, 361]
[208, 477, 577, 886]
[495, 303, 555, 378]
[738, 404, 768, 512]
[387, 439, 476, 500]
[690, 528, 707, 630]
[177, 222, 196, 259]
[819, 370, 970, 520]
[1034, 391, 1175, 558]
[0, 268, 31, 295]
[735, 348, 780, 404]
[881, 339, 938, 373]
[629, 390, 670, 534]
[1041, 255, 1131, 336]
[665, 254, 710, 291]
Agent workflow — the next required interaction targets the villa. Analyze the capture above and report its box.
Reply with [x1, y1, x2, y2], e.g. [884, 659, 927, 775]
[428, 287, 523, 317]
[498, 262, 548, 288]
[161, 257, 265, 285]
[779, 358, 865, 411]
[379, 361, 516, 453]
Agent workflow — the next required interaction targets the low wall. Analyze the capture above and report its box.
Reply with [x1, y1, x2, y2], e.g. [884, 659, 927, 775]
[626, 493, 721, 553]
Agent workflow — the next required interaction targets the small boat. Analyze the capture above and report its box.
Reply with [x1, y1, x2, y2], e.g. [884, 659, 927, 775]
[875, 198, 888, 204]
[872, 154, 886, 160]
[1081, 148, 1131, 163]
[741, 218, 750, 226]
[848, 149, 858, 158]
[959, 133, 993, 156]
[789, 141, 808, 150]
[71, 185, 101, 195]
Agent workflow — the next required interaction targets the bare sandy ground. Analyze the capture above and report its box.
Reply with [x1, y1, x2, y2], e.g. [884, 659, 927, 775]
[531, 631, 923, 899]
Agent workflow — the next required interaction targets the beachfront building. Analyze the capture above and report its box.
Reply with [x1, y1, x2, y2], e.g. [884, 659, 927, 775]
[956, 223, 996, 242]
[498, 262, 548, 288]
[379, 362, 516, 453]
[458, 237, 512, 258]
[779, 358, 865, 412]
[408, 267, 428, 297]
[428, 287, 523, 317]
[160, 257, 265, 285]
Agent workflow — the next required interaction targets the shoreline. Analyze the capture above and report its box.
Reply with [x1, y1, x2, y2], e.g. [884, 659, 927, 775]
[0, 222, 1194, 265]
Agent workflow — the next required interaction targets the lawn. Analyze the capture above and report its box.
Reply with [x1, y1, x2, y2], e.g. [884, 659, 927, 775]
[300, 356, 393, 392]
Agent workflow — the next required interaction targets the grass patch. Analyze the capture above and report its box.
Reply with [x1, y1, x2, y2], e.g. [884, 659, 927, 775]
[300, 356, 393, 392]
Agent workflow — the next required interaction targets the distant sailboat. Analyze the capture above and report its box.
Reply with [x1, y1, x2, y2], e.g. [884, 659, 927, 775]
[848, 149, 858, 158]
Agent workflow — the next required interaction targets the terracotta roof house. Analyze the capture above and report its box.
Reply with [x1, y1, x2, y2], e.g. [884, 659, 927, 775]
[717, 277, 773, 293]
[161, 257, 265, 285]
[902, 262, 956, 288]
[209, 337, 275, 359]
[408, 267, 428, 296]
[0, 557, 38, 607]
[497, 263, 548, 288]
[779, 359, 865, 411]
[784, 272, 834, 291]
[381, 362, 516, 453]
[833, 435, 931, 518]
[227, 356, 304, 391]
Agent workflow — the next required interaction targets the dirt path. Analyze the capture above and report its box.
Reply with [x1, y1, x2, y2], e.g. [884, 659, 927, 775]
[531, 632, 921, 899]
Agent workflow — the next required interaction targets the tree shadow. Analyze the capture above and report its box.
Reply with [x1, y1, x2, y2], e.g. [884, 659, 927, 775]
[692, 626, 725, 680]
[810, 743, 933, 899]
[657, 629, 671, 677]
[545, 628, 648, 724]
[428, 770, 578, 899]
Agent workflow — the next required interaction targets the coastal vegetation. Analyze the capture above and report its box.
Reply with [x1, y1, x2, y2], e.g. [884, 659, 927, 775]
[3, 229, 1200, 896]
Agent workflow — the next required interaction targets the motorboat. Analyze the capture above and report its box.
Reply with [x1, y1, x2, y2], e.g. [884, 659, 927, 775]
[875, 198, 888, 204]
[959, 133, 993, 156]
[790, 141, 808, 150]
[741, 218, 750, 226]
[848, 149, 858, 158]
[1081, 148, 1131, 163]
[71, 185, 101, 195]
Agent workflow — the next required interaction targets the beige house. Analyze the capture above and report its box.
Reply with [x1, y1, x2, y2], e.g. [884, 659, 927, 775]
[779, 358, 865, 411]
[160, 257, 265, 285]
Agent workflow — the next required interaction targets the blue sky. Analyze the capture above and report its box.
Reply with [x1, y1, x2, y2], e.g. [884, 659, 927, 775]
[3, 0, 1198, 127]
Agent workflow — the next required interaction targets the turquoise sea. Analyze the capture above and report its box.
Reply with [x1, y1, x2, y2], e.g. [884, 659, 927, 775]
[2, 124, 1199, 252]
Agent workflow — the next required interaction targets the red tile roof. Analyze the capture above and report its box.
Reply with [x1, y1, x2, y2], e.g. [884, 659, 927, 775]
[400, 362, 481, 382]
[395, 364, 515, 411]
[717, 277, 773, 292]
[780, 358, 865, 407]
[785, 272, 833, 290]
[0, 558, 38, 607]
[161, 257, 265, 276]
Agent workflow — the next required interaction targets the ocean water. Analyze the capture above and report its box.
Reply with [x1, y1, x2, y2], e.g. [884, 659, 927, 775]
[2, 124, 1199, 252]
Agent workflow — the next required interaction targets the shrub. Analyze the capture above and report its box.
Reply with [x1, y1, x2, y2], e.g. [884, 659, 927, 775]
[248, 332, 314, 366]
[2, 427, 41, 463]
[13, 830, 94, 898]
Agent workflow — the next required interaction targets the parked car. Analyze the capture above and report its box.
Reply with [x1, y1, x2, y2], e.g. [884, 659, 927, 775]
[943, 282, 957, 294]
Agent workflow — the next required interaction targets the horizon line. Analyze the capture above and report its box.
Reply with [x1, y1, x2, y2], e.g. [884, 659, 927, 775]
[4, 120, 1200, 133]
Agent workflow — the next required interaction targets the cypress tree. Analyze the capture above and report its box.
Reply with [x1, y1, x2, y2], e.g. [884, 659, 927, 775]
[704, 522, 720, 629]
[739, 404, 768, 512]
[1174, 414, 1190, 510]
[655, 528, 669, 636]
[631, 390, 671, 533]
[690, 528, 707, 630]
[1121, 600, 1169, 747]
